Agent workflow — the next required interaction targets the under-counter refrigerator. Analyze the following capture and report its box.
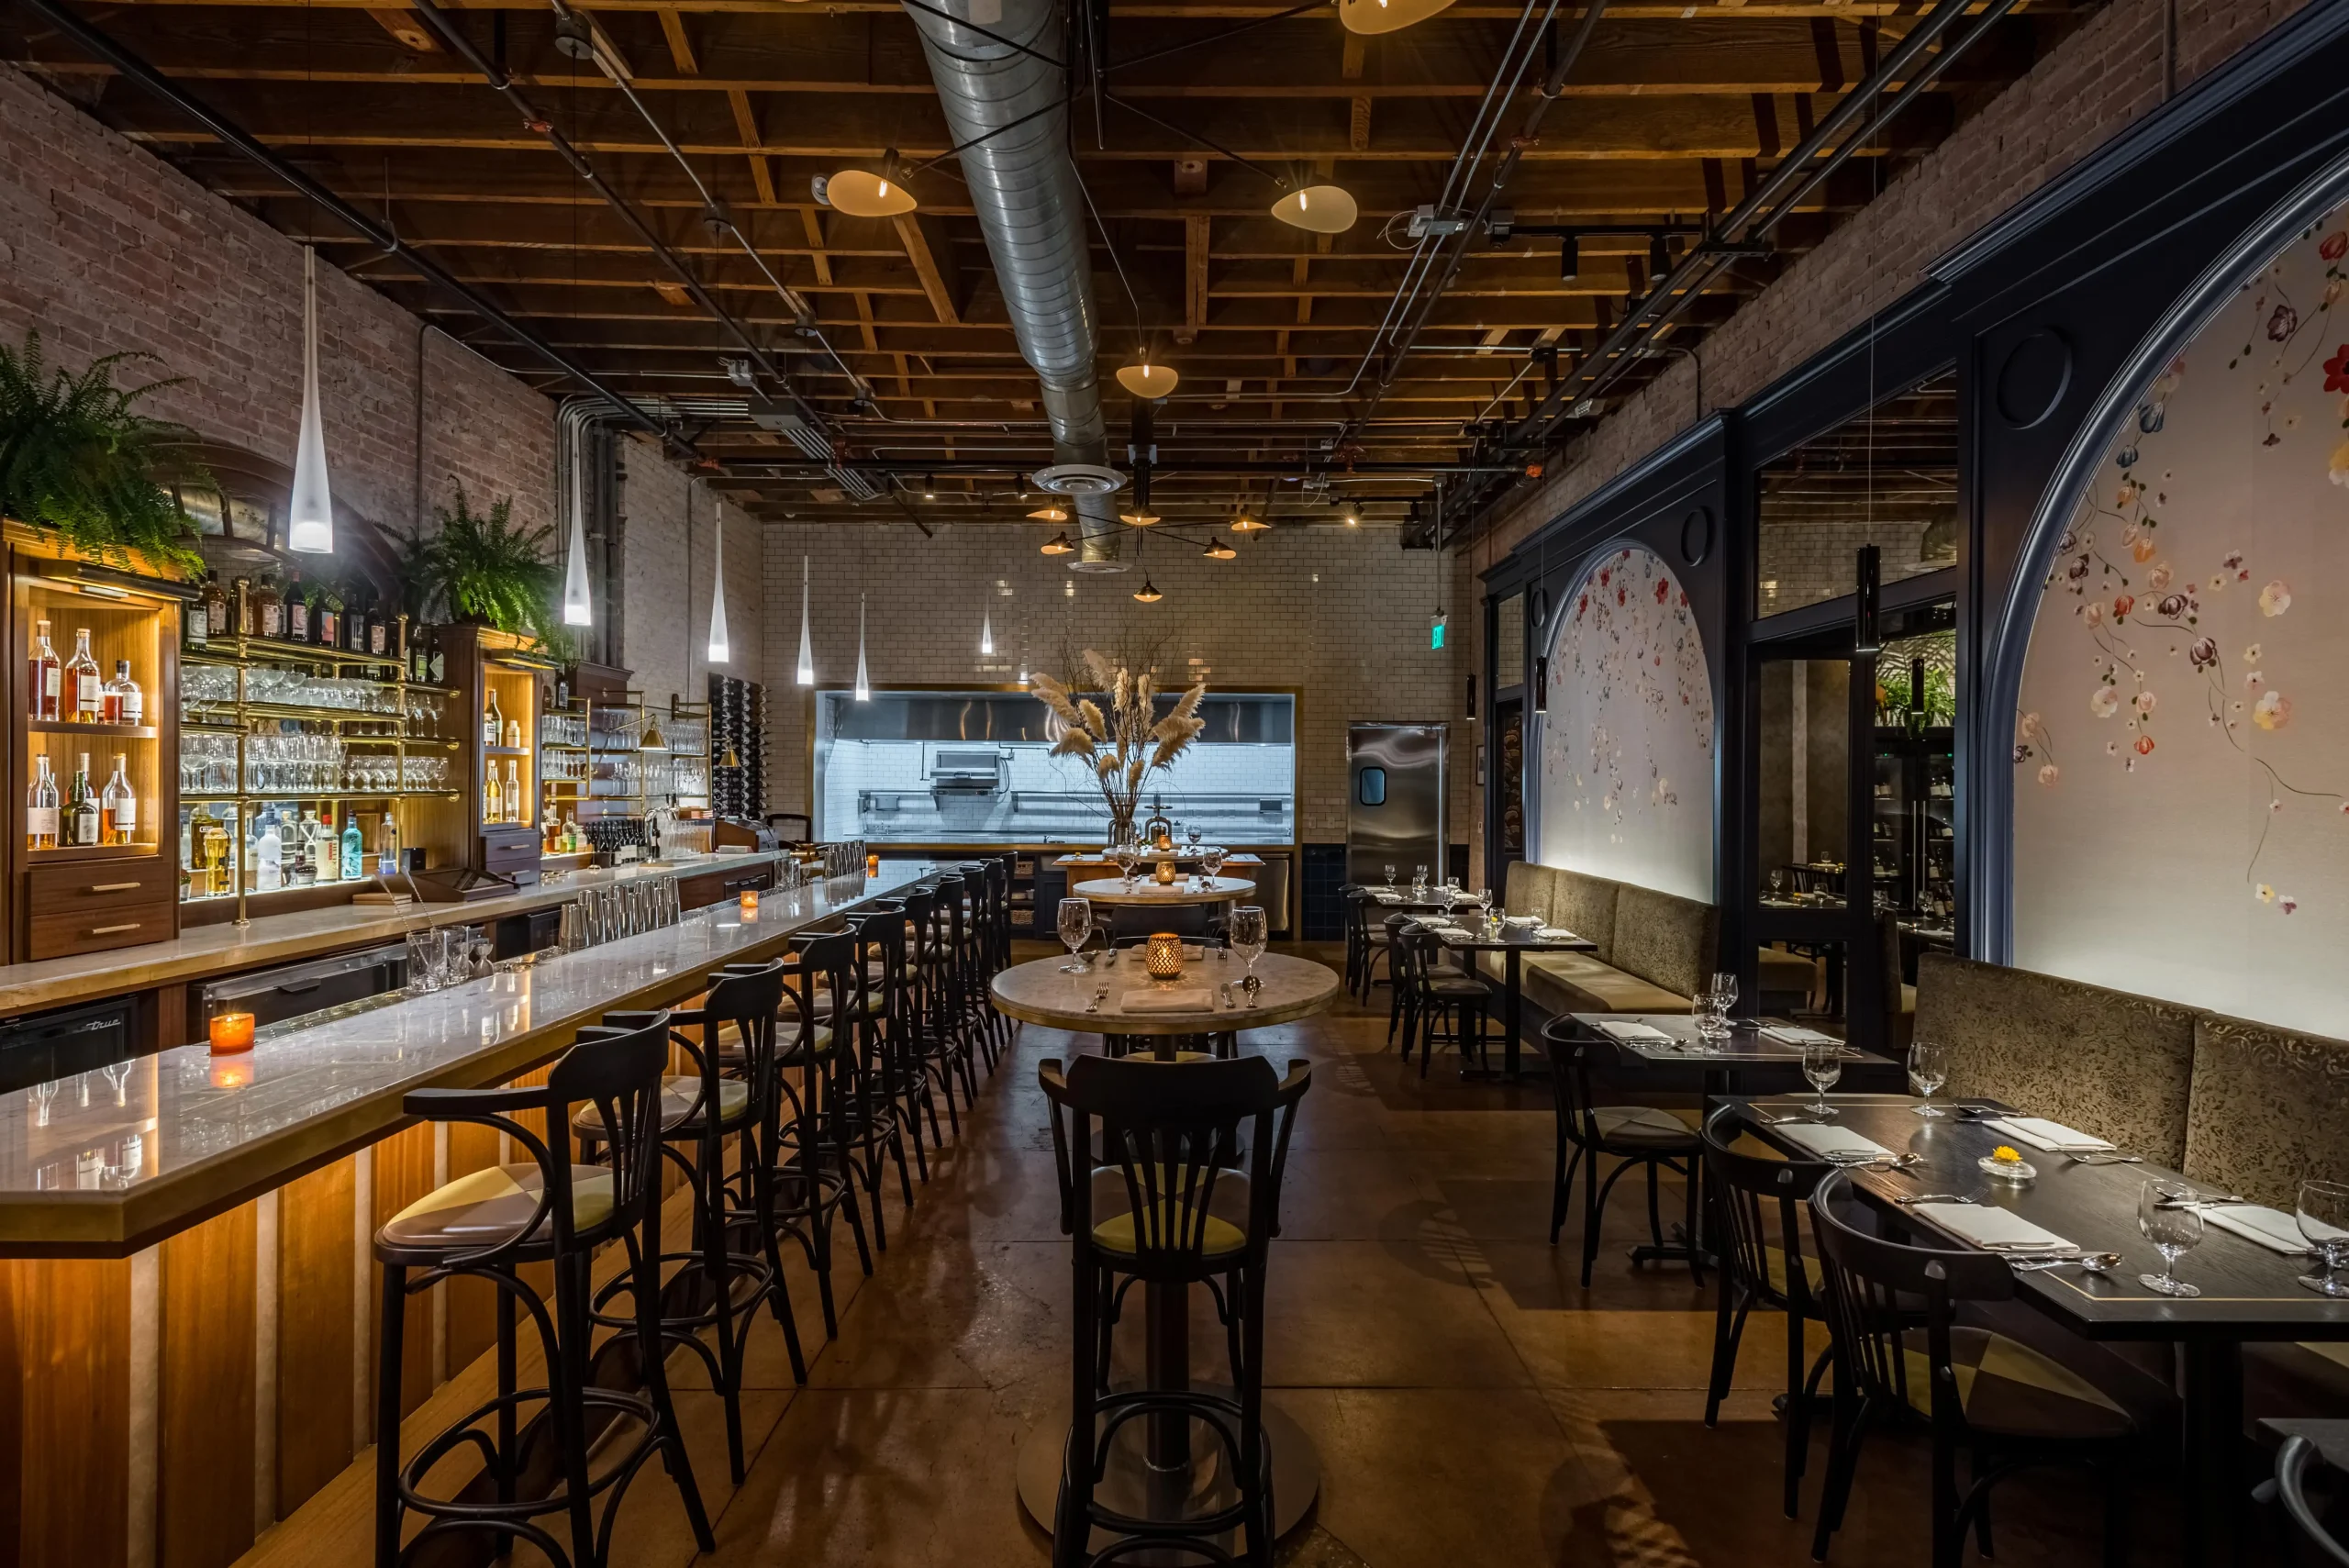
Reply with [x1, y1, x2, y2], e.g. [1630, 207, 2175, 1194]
[1346, 723, 1447, 887]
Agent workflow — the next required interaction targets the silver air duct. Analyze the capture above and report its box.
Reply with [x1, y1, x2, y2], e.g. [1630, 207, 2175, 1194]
[903, 0, 1123, 567]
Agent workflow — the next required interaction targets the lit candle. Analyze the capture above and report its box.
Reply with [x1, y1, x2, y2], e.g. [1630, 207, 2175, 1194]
[865, 853, 880, 877]
[207, 1010, 255, 1054]
[740, 889, 760, 921]
[1153, 860, 1176, 885]
[1145, 931, 1186, 982]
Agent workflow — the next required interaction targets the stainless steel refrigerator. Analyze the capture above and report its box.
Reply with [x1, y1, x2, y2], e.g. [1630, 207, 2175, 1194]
[1346, 723, 1448, 887]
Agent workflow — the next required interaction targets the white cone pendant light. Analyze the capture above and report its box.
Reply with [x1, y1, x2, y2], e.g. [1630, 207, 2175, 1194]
[980, 607, 994, 656]
[706, 499, 731, 663]
[562, 444, 592, 626]
[287, 247, 335, 553]
[795, 556, 817, 685]
[853, 593, 873, 701]
[1271, 184, 1360, 235]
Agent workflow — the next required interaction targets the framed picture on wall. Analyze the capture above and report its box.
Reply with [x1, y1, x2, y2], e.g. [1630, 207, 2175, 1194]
[1475, 744, 1486, 786]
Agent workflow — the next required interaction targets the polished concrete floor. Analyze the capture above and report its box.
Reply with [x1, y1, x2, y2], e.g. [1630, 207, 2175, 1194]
[266, 944, 2182, 1567]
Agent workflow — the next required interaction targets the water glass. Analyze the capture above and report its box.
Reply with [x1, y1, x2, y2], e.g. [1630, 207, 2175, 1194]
[2138, 1180, 2205, 1297]
[1692, 990, 1731, 1048]
[2297, 1179, 2349, 1296]
[1908, 1040, 1951, 1116]
[1058, 896, 1093, 973]
[1382, 863, 1397, 890]
[1229, 905, 1268, 981]
[405, 929, 445, 993]
[1113, 841, 1141, 884]
[1710, 972, 1738, 1013]
[1800, 1041, 1842, 1117]
[559, 899, 586, 953]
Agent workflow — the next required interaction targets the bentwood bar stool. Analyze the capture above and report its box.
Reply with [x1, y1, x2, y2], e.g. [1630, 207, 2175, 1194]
[372, 1014, 713, 1568]
[1040, 1051, 1312, 1568]
[768, 929, 876, 1332]
[584, 959, 807, 1486]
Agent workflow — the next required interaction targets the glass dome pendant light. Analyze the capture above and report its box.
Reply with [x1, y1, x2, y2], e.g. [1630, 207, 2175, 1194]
[794, 555, 816, 685]
[706, 497, 731, 664]
[853, 592, 873, 702]
[286, 246, 335, 553]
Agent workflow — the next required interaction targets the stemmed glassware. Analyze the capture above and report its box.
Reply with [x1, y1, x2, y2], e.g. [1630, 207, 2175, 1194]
[1228, 905, 1268, 995]
[1113, 841, 1141, 886]
[1693, 986, 1731, 1049]
[1383, 863, 1397, 891]
[2138, 1180, 2205, 1297]
[1800, 1040, 1842, 1118]
[2297, 1179, 2349, 1296]
[1909, 1040, 1951, 1116]
[1200, 844, 1228, 886]
[1058, 896, 1093, 973]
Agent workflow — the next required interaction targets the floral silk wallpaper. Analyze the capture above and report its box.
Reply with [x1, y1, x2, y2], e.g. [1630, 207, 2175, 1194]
[1537, 545, 1716, 903]
[2013, 200, 2349, 1034]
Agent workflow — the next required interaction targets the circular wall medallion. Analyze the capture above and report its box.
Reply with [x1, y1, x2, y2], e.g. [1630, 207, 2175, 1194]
[1678, 506, 1714, 566]
[1994, 328, 2074, 430]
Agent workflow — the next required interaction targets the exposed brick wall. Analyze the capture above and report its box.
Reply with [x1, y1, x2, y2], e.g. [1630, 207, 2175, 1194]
[618, 434, 764, 710]
[0, 60, 554, 545]
[759, 521, 1475, 847]
[1475, 0, 2314, 568]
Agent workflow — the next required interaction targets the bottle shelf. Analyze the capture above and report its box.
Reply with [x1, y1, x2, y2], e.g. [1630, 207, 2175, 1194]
[184, 636, 406, 672]
[183, 790, 462, 805]
[25, 841, 160, 864]
[28, 719, 157, 739]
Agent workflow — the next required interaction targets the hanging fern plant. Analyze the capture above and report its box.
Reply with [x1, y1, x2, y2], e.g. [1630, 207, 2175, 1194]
[401, 484, 571, 657]
[0, 331, 206, 577]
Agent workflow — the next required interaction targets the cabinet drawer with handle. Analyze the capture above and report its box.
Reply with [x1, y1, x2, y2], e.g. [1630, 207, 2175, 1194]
[28, 861, 171, 913]
[28, 895, 173, 960]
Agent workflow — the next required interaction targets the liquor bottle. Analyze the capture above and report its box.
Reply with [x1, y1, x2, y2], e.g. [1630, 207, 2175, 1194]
[66, 753, 99, 847]
[101, 661, 136, 725]
[340, 814, 363, 880]
[66, 629, 101, 723]
[484, 764, 502, 824]
[285, 573, 309, 643]
[202, 573, 230, 646]
[101, 753, 134, 847]
[28, 619, 60, 721]
[368, 601, 388, 658]
[375, 813, 400, 879]
[27, 754, 58, 850]
[253, 806, 284, 891]
[484, 689, 503, 749]
[410, 626, 429, 684]
[320, 587, 343, 650]
[254, 573, 284, 640]
[186, 584, 209, 648]
[429, 636, 445, 685]
[290, 811, 318, 886]
[340, 588, 362, 653]
[503, 717, 522, 750]
[204, 817, 230, 895]
[503, 759, 522, 823]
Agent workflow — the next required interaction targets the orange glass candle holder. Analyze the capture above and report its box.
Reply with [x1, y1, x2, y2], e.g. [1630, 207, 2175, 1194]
[865, 853, 880, 877]
[207, 1010, 255, 1054]
[1144, 931, 1186, 983]
[740, 889, 760, 921]
[1153, 860, 1176, 885]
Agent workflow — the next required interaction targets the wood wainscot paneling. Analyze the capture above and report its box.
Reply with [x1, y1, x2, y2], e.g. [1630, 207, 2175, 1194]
[369, 1121, 438, 1422]
[159, 1204, 256, 1568]
[7, 1255, 133, 1568]
[275, 1155, 356, 1520]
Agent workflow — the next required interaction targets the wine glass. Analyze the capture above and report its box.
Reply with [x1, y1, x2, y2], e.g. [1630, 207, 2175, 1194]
[1383, 863, 1397, 891]
[1201, 844, 1227, 883]
[1113, 841, 1141, 886]
[1909, 1040, 1951, 1116]
[1186, 826, 1202, 851]
[2297, 1179, 2349, 1296]
[2138, 1180, 2205, 1297]
[1770, 868, 1787, 899]
[1800, 1041, 1842, 1118]
[1057, 896, 1093, 973]
[1413, 864, 1430, 898]
[1710, 971, 1738, 1015]
[1229, 905, 1268, 990]
[1693, 989, 1731, 1049]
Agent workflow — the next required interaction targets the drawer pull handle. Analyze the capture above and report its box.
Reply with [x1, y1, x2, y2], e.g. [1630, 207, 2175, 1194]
[87, 882, 143, 894]
[88, 922, 142, 936]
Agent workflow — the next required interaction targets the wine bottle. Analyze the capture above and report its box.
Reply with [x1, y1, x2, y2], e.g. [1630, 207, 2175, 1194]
[66, 753, 99, 847]
[285, 573, 309, 642]
[27, 755, 58, 850]
[28, 619, 59, 721]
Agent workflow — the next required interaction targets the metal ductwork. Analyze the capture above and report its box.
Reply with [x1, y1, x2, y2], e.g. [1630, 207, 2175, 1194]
[903, 0, 1122, 567]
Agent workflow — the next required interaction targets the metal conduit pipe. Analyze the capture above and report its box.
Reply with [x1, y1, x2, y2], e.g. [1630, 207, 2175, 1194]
[902, 0, 1122, 564]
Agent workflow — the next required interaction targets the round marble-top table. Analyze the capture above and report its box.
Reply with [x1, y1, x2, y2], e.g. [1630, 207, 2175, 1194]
[992, 947, 1339, 1553]
[1067, 875, 1258, 906]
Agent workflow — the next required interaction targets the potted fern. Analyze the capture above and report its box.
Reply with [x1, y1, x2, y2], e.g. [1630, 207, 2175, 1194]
[400, 485, 570, 656]
[0, 331, 205, 577]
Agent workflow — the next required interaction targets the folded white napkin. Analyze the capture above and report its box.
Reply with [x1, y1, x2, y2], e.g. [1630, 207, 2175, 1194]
[1776, 1124, 1893, 1162]
[1596, 1020, 1675, 1043]
[1119, 987, 1213, 1015]
[1504, 914, 1542, 928]
[1536, 927, 1576, 940]
[1371, 892, 1402, 903]
[2202, 1204, 2316, 1256]
[1913, 1203, 2076, 1252]
[1760, 1025, 1841, 1047]
[1984, 1117, 2114, 1153]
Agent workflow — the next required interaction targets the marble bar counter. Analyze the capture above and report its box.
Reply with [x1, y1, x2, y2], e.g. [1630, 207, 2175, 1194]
[0, 859, 941, 1254]
[0, 847, 795, 1020]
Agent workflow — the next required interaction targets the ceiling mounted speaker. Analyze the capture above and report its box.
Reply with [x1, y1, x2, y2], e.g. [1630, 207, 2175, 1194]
[1337, 0, 1455, 36]
[1271, 184, 1359, 235]
[1030, 462, 1126, 495]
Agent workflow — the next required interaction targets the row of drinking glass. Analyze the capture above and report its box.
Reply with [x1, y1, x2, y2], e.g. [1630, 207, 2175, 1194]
[184, 665, 444, 717]
[559, 877, 684, 951]
[1054, 895, 1271, 974]
[815, 840, 868, 879]
[179, 733, 450, 794]
[405, 925, 497, 993]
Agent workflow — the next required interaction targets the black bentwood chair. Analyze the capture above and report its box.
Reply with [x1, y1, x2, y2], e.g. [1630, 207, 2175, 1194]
[1805, 1171, 2162, 1567]
[760, 929, 875, 1337]
[1396, 927, 1489, 1076]
[1699, 1106, 1833, 1518]
[1539, 1023, 1703, 1286]
[1039, 1051, 1312, 1568]
[584, 960, 807, 1485]
[373, 1015, 713, 1568]
[2258, 1428, 2349, 1566]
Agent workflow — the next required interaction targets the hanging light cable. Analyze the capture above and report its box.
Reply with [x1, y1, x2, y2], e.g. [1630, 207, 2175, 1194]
[853, 591, 872, 701]
[287, 246, 335, 553]
[794, 554, 816, 684]
[706, 493, 730, 663]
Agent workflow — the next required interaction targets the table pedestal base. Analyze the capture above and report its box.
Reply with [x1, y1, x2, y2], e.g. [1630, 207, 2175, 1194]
[1015, 1388, 1320, 1559]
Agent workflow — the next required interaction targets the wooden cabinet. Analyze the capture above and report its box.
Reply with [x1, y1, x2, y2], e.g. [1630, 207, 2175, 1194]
[440, 627, 556, 887]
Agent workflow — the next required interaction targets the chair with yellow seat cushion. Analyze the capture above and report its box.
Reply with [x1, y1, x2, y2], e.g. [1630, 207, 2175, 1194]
[591, 960, 808, 1485]
[1040, 1051, 1312, 1568]
[1807, 1172, 2165, 1568]
[1539, 1024, 1704, 1287]
[1698, 1106, 1834, 1519]
[371, 1014, 714, 1568]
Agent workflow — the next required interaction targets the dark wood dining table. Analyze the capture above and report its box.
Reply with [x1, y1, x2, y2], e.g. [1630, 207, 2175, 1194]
[1731, 1092, 2349, 1568]
[1415, 918, 1596, 1077]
